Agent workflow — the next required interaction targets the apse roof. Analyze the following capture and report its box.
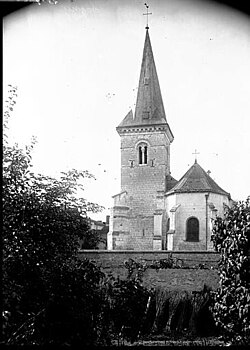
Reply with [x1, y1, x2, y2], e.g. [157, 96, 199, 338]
[166, 161, 230, 197]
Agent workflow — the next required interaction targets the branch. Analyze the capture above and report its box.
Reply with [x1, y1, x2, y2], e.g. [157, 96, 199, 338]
[7, 308, 45, 345]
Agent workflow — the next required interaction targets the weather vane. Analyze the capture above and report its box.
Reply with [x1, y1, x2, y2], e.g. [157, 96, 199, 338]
[143, 3, 152, 30]
[192, 149, 200, 163]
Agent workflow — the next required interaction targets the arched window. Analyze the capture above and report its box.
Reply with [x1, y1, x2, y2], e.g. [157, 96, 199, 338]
[144, 146, 147, 164]
[186, 217, 199, 242]
[138, 143, 148, 165]
[139, 146, 143, 164]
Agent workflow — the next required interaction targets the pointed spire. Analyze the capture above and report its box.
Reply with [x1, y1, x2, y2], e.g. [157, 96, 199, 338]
[133, 29, 167, 125]
[117, 28, 173, 142]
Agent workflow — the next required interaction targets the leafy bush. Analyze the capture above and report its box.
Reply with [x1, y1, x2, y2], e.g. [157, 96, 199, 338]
[2, 85, 104, 346]
[211, 197, 250, 345]
[108, 277, 152, 343]
[3, 259, 111, 346]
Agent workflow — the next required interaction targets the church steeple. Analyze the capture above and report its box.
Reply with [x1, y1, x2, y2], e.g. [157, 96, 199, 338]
[134, 29, 167, 125]
[117, 29, 173, 141]
[109, 22, 175, 251]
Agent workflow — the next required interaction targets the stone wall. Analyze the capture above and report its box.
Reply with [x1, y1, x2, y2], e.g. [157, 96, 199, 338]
[120, 131, 170, 215]
[78, 250, 220, 291]
[165, 192, 230, 251]
[108, 129, 172, 251]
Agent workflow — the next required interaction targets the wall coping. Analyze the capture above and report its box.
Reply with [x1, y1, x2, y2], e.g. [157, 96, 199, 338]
[78, 250, 219, 255]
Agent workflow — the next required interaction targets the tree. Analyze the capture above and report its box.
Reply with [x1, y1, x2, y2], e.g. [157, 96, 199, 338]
[2, 85, 105, 345]
[211, 197, 250, 345]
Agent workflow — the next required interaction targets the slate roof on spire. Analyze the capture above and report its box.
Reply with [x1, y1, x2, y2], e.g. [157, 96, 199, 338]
[166, 161, 231, 197]
[117, 29, 173, 139]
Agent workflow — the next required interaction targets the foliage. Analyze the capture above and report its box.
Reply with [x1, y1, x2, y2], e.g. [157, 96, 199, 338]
[211, 197, 250, 345]
[124, 256, 214, 282]
[124, 258, 148, 282]
[107, 277, 152, 343]
[124, 257, 183, 282]
[3, 259, 111, 346]
[2, 85, 104, 345]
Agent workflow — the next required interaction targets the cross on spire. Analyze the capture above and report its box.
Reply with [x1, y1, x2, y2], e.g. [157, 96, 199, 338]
[143, 3, 152, 30]
[192, 149, 200, 163]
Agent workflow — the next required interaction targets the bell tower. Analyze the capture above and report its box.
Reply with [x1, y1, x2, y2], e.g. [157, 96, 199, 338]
[108, 28, 174, 250]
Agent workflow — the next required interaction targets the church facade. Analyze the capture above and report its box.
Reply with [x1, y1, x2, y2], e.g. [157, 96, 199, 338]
[107, 28, 231, 251]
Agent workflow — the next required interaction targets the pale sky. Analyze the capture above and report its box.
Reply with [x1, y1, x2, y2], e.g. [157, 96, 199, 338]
[3, 0, 250, 221]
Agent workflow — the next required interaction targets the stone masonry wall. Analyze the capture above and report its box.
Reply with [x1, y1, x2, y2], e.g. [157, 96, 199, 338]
[164, 192, 231, 251]
[120, 131, 170, 216]
[79, 250, 220, 291]
[110, 129, 171, 250]
[175, 193, 208, 251]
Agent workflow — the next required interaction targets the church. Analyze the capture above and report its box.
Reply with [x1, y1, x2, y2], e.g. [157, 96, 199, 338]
[107, 27, 232, 251]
